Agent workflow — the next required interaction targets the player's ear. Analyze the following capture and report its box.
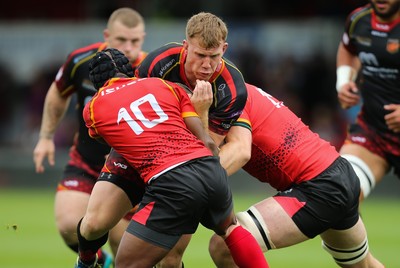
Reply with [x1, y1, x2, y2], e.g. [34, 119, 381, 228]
[183, 40, 188, 50]
[222, 42, 228, 54]
[103, 29, 110, 41]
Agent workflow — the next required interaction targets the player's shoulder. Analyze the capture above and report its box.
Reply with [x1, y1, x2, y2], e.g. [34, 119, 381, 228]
[222, 57, 242, 75]
[67, 42, 106, 62]
[348, 4, 372, 23]
[147, 42, 183, 57]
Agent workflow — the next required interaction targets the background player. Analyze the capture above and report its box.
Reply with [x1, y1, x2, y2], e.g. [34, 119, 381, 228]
[77, 48, 269, 268]
[32, 7, 146, 265]
[207, 83, 384, 268]
[335, 0, 400, 201]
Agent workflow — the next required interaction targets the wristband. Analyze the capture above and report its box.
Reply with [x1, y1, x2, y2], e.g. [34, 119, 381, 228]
[336, 65, 357, 92]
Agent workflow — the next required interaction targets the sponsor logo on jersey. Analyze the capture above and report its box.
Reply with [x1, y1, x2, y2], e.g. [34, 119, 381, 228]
[387, 39, 399, 54]
[100, 172, 113, 179]
[114, 162, 128, 169]
[351, 136, 367, 143]
[217, 83, 227, 98]
[159, 59, 176, 77]
[359, 52, 379, 66]
[371, 30, 387, 38]
[375, 23, 390, 31]
[64, 180, 79, 187]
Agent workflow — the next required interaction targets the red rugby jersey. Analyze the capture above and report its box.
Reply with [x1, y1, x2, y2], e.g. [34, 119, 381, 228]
[83, 77, 212, 183]
[234, 84, 339, 191]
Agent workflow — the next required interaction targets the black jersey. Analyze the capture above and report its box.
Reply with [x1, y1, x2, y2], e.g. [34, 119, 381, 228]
[342, 5, 400, 137]
[135, 42, 247, 135]
[55, 42, 109, 167]
[55, 42, 147, 168]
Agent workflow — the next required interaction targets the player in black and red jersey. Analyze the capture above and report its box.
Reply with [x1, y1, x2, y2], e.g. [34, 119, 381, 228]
[207, 83, 384, 267]
[32, 8, 146, 265]
[135, 12, 247, 145]
[76, 48, 269, 268]
[335, 0, 400, 201]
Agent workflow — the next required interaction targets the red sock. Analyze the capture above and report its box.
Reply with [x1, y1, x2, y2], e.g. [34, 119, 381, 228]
[225, 226, 269, 268]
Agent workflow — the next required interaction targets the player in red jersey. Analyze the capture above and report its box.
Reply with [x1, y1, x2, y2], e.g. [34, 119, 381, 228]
[336, 0, 400, 201]
[76, 48, 269, 268]
[208, 83, 384, 267]
[87, 12, 248, 267]
[32, 8, 146, 266]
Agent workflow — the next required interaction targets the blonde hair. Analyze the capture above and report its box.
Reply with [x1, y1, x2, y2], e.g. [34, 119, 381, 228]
[107, 7, 144, 29]
[186, 12, 228, 48]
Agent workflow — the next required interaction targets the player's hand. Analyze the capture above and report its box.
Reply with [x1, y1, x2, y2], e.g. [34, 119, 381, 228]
[337, 81, 360, 109]
[33, 138, 56, 173]
[384, 104, 400, 133]
[190, 80, 213, 115]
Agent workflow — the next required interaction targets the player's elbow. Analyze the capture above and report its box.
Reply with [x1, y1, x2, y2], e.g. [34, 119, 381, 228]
[240, 148, 251, 165]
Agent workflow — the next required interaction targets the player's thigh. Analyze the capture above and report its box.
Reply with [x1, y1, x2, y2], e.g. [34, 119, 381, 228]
[320, 216, 366, 249]
[116, 231, 169, 268]
[157, 234, 192, 267]
[340, 143, 388, 182]
[85, 181, 132, 231]
[252, 197, 308, 248]
[54, 190, 90, 230]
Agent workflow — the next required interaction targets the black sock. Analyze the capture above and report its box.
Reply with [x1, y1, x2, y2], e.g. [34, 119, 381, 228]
[67, 243, 79, 253]
[76, 218, 108, 264]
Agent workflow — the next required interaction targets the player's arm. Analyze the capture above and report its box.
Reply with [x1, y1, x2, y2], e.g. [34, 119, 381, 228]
[218, 125, 252, 176]
[33, 81, 71, 173]
[184, 116, 219, 156]
[336, 41, 361, 109]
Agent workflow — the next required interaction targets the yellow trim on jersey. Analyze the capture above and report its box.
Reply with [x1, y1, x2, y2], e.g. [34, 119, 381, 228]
[349, 8, 372, 37]
[233, 117, 252, 131]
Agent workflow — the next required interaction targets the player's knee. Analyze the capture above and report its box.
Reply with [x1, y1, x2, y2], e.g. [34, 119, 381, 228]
[236, 206, 275, 252]
[342, 154, 376, 198]
[209, 233, 234, 267]
[322, 237, 369, 265]
[80, 216, 108, 239]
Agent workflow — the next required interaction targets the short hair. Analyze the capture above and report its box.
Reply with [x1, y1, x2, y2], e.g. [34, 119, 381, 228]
[186, 12, 228, 48]
[107, 7, 145, 29]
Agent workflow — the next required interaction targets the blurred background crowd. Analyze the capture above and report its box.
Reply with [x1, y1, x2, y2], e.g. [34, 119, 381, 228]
[0, 0, 368, 187]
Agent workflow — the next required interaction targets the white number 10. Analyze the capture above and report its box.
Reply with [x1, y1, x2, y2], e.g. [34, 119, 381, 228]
[117, 93, 168, 135]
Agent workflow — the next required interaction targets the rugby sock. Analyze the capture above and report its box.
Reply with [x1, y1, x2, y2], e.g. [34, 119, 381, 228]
[77, 218, 108, 264]
[67, 243, 79, 253]
[225, 226, 269, 268]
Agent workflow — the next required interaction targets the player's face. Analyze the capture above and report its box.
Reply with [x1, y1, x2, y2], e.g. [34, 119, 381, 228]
[370, 0, 400, 21]
[104, 20, 146, 64]
[183, 37, 228, 86]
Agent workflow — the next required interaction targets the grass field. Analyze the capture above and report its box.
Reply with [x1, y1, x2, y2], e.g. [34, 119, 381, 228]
[1, 188, 398, 267]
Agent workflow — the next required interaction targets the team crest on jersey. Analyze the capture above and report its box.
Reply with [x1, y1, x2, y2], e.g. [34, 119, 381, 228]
[386, 39, 399, 54]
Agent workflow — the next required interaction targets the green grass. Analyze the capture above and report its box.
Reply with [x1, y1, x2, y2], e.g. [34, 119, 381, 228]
[0, 189, 398, 267]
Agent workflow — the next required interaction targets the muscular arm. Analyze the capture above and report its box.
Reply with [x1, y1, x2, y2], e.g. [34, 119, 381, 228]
[184, 116, 219, 156]
[219, 125, 252, 176]
[33, 82, 71, 173]
[39, 82, 71, 138]
[337, 42, 360, 69]
[336, 42, 361, 108]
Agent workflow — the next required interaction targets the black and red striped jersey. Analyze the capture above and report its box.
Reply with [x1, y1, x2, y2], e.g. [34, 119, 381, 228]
[342, 5, 400, 138]
[135, 42, 247, 135]
[55, 42, 147, 170]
